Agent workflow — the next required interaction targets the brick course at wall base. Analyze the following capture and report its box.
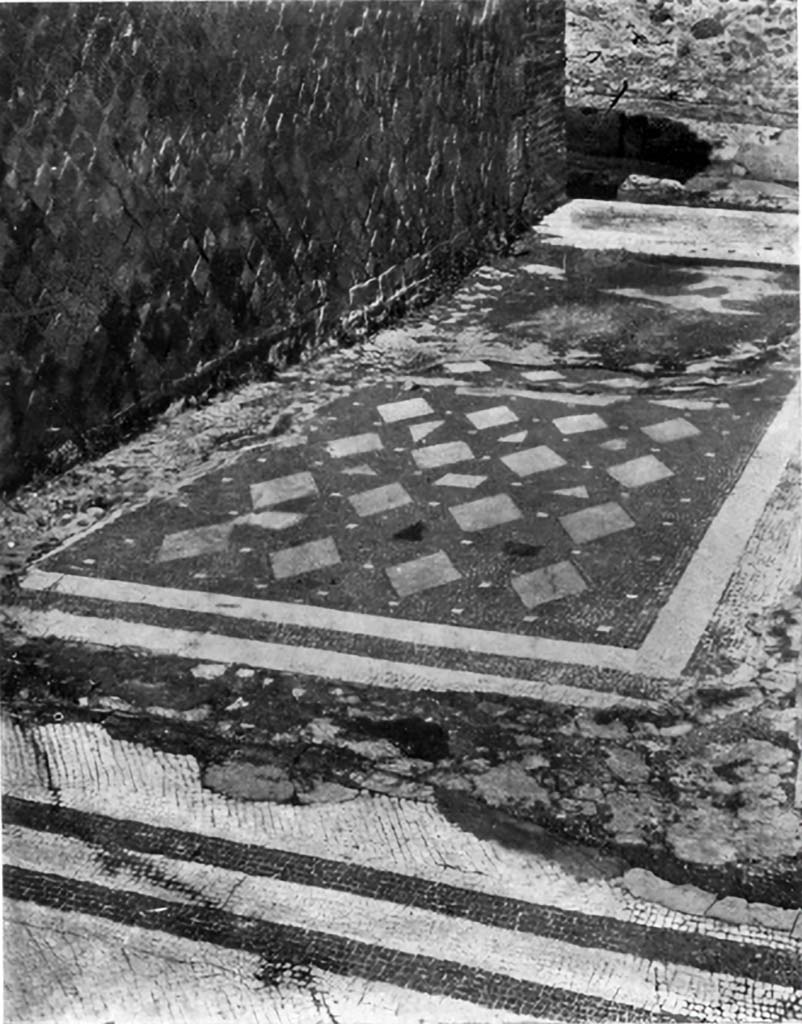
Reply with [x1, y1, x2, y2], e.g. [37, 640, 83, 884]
[566, 0, 797, 181]
[0, 0, 566, 491]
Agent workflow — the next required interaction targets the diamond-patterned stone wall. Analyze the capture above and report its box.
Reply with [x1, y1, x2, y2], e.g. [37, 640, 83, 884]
[0, 0, 566, 489]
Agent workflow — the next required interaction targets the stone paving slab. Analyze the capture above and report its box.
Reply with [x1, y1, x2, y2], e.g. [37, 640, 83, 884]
[534, 200, 799, 266]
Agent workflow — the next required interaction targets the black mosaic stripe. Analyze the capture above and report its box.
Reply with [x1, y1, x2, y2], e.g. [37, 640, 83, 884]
[4, 865, 687, 1023]
[19, 587, 659, 700]
[5, 797, 798, 989]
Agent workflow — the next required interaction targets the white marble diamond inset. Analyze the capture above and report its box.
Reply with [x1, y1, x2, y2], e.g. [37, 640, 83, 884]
[607, 455, 674, 489]
[348, 482, 412, 517]
[413, 440, 474, 470]
[443, 361, 491, 374]
[377, 397, 434, 423]
[410, 419, 444, 443]
[521, 370, 565, 383]
[466, 406, 518, 431]
[386, 550, 462, 598]
[501, 446, 566, 477]
[251, 471, 318, 509]
[270, 536, 340, 579]
[650, 398, 718, 411]
[434, 474, 487, 489]
[553, 413, 607, 435]
[235, 511, 304, 530]
[559, 502, 635, 544]
[450, 493, 522, 532]
[553, 486, 589, 499]
[157, 522, 233, 562]
[512, 560, 587, 609]
[326, 432, 383, 459]
[642, 418, 701, 443]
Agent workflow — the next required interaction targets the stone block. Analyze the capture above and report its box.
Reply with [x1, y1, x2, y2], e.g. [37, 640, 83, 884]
[622, 867, 716, 917]
[708, 896, 749, 926]
[617, 174, 688, 205]
[746, 902, 799, 932]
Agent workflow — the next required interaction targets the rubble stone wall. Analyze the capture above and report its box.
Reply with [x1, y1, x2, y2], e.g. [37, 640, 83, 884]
[0, 0, 566, 490]
[566, 0, 797, 180]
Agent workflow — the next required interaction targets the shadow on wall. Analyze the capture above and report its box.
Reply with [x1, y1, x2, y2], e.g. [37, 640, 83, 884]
[567, 106, 711, 199]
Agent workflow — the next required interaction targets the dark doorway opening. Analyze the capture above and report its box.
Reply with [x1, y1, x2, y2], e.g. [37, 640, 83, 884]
[567, 107, 712, 199]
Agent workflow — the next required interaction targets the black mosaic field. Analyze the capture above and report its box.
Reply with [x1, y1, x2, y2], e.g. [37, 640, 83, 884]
[39, 366, 795, 648]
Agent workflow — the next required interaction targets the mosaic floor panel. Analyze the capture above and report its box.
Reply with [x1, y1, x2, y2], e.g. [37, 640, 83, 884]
[39, 365, 795, 648]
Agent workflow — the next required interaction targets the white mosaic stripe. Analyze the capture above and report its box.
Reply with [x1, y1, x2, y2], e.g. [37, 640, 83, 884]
[20, 571, 639, 675]
[5, 899, 521, 1024]
[456, 386, 624, 407]
[635, 383, 800, 676]
[10, 607, 648, 710]
[5, 718, 795, 954]
[5, 825, 797, 1023]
